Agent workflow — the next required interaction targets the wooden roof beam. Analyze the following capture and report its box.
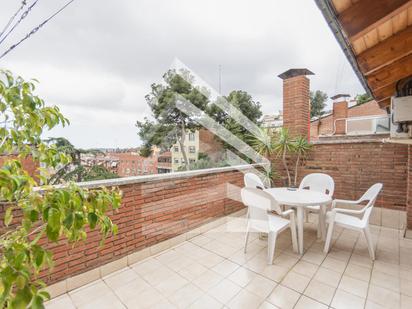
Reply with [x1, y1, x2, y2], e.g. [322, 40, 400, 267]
[367, 52, 412, 91]
[357, 25, 412, 75]
[338, 0, 412, 42]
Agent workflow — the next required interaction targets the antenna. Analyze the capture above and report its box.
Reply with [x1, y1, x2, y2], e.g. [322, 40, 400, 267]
[218, 64, 222, 94]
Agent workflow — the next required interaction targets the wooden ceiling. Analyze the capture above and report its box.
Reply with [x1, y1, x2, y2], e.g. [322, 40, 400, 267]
[326, 0, 412, 108]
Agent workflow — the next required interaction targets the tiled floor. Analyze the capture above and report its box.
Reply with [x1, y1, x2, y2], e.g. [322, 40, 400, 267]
[46, 215, 412, 309]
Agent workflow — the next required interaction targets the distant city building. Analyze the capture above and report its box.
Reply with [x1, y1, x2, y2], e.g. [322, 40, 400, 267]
[261, 111, 283, 129]
[157, 151, 172, 174]
[171, 129, 223, 171]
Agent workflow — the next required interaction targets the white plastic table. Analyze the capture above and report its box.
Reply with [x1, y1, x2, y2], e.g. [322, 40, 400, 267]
[264, 187, 332, 254]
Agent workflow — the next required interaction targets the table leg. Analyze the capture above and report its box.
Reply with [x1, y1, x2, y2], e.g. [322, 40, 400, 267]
[319, 205, 326, 241]
[296, 207, 304, 254]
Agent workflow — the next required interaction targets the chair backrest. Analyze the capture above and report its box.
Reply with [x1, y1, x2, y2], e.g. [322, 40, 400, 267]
[359, 183, 383, 223]
[299, 173, 335, 196]
[244, 173, 265, 189]
[241, 187, 283, 221]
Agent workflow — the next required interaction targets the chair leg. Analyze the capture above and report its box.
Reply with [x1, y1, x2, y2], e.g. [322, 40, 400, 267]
[363, 227, 375, 260]
[267, 231, 277, 265]
[323, 221, 334, 254]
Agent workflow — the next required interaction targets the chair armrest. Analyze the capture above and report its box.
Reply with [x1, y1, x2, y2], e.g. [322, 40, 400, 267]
[332, 199, 360, 209]
[281, 209, 294, 217]
[332, 207, 365, 215]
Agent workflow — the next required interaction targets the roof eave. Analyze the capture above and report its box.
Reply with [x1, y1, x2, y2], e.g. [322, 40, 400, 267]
[314, 0, 373, 97]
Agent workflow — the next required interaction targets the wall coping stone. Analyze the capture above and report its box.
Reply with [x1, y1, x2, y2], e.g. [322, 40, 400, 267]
[63, 163, 266, 189]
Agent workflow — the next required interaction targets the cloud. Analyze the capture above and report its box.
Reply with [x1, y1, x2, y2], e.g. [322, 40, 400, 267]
[0, 0, 365, 148]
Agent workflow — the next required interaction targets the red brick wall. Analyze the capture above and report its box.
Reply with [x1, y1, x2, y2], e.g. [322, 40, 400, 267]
[2, 168, 246, 285]
[273, 141, 408, 211]
[310, 100, 387, 139]
[282, 75, 310, 139]
[333, 101, 348, 135]
[408, 146, 412, 229]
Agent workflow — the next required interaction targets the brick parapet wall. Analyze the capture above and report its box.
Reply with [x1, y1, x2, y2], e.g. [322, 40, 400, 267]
[272, 141, 408, 211]
[1, 165, 251, 285]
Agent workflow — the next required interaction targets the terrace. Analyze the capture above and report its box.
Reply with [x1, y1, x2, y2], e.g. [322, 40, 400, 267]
[21, 0, 412, 308]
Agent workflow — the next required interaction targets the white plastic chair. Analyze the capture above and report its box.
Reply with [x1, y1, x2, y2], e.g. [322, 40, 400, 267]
[299, 173, 335, 237]
[244, 173, 266, 189]
[241, 187, 298, 264]
[323, 183, 383, 260]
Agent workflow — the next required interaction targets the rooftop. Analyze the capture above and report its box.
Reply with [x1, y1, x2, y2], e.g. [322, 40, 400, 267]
[46, 213, 412, 309]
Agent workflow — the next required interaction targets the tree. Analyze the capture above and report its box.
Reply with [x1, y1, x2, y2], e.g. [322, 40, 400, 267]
[355, 93, 373, 105]
[208, 90, 262, 158]
[46, 137, 119, 184]
[310, 90, 328, 118]
[136, 70, 209, 170]
[0, 70, 121, 308]
[293, 136, 312, 186]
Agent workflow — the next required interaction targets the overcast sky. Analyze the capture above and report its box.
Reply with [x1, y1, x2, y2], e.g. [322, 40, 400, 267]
[0, 0, 364, 148]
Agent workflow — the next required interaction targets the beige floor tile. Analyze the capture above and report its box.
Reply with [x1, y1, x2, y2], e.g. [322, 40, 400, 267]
[69, 281, 111, 308]
[208, 279, 241, 304]
[167, 255, 194, 272]
[273, 253, 299, 269]
[78, 293, 125, 309]
[338, 275, 369, 298]
[364, 300, 387, 309]
[313, 267, 342, 288]
[373, 260, 400, 277]
[120, 287, 166, 308]
[154, 272, 189, 297]
[267, 285, 300, 309]
[401, 294, 412, 309]
[401, 277, 412, 297]
[258, 300, 279, 309]
[304, 279, 335, 305]
[178, 261, 208, 281]
[45, 294, 75, 309]
[367, 284, 401, 308]
[227, 289, 262, 309]
[141, 266, 176, 286]
[371, 270, 400, 292]
[150, 298, 178, 309]
[259, 264, 290, 282]
[292, 260, 318, 278]
[349, 253, 373, 269]
[344, 262, 371, 282]
[294, 295, 328, 309]
[212, 259, 240, 277]
[302, 250, 326, 265]
[190, 235, 212, 246]
[281, 271, 311, 293]
[331, 289, 365, 309]
[113, 277, 151, 303]
[192, 269, 224, 292]
[245, 274, 277, 299]
[103, 267, 139, 290]
[168, 283, 204, 308]
[131, 258, 163, 276]
[321, 256, 347, 273]
[198, 252, 226, 268]
[228, 266, 257, 287]
[188, 294, 223, 309]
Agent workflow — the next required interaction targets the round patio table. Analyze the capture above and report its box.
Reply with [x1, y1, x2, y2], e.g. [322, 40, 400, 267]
[264, 187, 332, 254]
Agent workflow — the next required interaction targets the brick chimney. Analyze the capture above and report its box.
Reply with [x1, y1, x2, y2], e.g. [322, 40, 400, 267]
[278, 69, 314, 140]
[331, 94, 350, 135]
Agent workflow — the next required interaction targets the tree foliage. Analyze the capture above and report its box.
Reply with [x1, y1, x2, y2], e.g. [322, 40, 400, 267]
[310, 90, 328, 118]
[0, 70, 121, 308]
[355, 93, 373, 105]
[208, 90, 262, 158]
[46, 137, 118, 184]
[136, 70, 209, 170]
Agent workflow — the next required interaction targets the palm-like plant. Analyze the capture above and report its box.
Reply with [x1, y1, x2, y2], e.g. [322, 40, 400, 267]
[293, 136, 312, 186]
[273, 128, 295, 186]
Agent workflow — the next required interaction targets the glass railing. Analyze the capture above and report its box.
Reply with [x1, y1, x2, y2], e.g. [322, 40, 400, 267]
[345, 115, 390, 135]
